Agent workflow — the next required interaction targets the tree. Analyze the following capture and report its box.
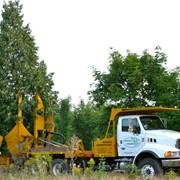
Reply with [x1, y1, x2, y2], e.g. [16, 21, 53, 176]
[55, 97, 74, 143]
[0, 0, 58, 135]
[72, 100, 102, 149]
[89, 47, 180, 108]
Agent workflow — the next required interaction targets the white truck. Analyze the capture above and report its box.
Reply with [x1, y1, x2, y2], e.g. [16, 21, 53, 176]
[92, 107, 180, 179]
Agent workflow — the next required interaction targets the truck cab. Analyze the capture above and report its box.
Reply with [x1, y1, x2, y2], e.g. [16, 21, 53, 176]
[93, 107, 180, 179]
[117, 114, 166, 156]
[117, 114, 180, 159]
[117, 113, 180, 178]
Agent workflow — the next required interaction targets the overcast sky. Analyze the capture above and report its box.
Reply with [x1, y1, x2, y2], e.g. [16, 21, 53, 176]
[1, 0, 180, 104]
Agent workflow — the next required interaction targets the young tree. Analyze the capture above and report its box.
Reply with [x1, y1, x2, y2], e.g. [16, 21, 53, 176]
[55, 97, 74, 143]
[72, 100, 102, 149]
[89, 47, 180, 108]
[0, 0, 58, 135]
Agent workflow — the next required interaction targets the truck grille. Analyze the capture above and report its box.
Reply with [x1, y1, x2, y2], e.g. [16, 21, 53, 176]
[175, 139, 180, 149]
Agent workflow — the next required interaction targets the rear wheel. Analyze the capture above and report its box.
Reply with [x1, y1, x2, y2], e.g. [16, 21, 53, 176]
[52, 158, 69, 176]
[138, 158, 163, 179]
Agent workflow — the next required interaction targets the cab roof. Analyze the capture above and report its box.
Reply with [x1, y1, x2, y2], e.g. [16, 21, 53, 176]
[110, 107, 180, 120]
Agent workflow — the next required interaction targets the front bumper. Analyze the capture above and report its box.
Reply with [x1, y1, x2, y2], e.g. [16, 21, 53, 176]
[162, 159, 180, 167]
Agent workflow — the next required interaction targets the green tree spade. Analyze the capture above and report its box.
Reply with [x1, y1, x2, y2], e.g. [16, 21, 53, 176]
[0, 0, 58, 135]
[89, 47, 180, 108]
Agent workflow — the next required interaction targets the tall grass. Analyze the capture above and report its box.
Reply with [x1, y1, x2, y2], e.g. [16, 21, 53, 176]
[1, 164, 180, 180]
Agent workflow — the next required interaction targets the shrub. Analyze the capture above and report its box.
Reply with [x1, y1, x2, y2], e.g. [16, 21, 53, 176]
[25, 153, 52, 178]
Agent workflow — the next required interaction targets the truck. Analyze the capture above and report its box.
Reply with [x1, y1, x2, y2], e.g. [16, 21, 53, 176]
[93, 107, 180, 179]
[0, 93, 180, 179]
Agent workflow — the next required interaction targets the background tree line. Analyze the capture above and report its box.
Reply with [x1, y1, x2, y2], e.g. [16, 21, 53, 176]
[0, 0, 179, 151]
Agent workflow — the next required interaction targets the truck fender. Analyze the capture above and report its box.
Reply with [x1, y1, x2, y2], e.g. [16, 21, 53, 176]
[133, 150, 160, 165]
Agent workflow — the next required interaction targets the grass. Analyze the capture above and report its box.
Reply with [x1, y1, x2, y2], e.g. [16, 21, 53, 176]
[0, 166, 180, 180]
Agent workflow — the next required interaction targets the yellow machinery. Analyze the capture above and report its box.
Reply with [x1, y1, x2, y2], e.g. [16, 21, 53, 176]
[4, 93, 33, 164]
[0, 135, 2, 149]
[0, 92, 92, 168]
[4, 93, 66, 157]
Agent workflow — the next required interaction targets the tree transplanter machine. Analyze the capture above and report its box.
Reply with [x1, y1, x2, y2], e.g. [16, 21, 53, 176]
[0, 93, 180, 179]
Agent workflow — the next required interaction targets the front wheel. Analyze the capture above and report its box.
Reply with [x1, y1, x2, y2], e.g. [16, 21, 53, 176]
[52, 158, 69, 176]
[138, 158, 163, 179]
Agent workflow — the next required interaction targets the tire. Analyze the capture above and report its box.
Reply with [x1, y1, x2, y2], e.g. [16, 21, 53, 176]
[52, 158, 69, 176]
[138, 158, 163, 179]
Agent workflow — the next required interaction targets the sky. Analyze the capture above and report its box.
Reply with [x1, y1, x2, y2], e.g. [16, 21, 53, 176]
[0, 0, 180, 104]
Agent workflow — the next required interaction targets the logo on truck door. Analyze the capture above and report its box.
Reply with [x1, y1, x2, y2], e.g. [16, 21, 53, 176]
[123, 137, 140, 148]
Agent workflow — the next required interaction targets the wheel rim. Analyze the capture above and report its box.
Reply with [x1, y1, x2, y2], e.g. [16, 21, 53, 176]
[141, 164, 155, 179]
[31, 164, 39, 175]
[53, 163, 67, 176]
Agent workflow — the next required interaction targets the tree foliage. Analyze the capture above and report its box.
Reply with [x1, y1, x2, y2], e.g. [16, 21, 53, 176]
[72, 100, 103, 149]
[55, 97, 74, 143]
[89, 47, 180, 108]
[0, 0, 58, 135]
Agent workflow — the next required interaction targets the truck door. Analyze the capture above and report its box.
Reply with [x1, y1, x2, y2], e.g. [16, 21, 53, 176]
[117, 117, 144, 156]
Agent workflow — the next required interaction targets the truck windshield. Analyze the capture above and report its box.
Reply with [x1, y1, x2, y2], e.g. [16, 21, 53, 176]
[140, 116, 166, 130]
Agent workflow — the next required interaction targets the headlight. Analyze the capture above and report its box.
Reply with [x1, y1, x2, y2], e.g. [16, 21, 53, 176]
[164, 151, 179, 157]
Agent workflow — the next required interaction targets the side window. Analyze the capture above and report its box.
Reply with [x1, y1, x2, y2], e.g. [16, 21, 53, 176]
[122, 118, 141, 134]
[122, 119, 129, 132]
